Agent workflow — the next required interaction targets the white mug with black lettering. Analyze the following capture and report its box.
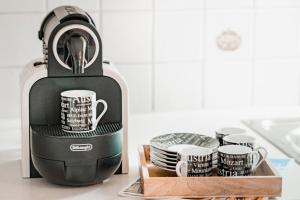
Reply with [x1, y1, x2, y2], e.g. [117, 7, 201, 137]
[176, 147, 213, 177]
[218, 145, 267, 176]
[61, 90, 107, 132]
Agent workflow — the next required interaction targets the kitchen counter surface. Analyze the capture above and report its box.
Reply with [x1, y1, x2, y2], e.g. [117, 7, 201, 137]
[1, 107, 300, 200]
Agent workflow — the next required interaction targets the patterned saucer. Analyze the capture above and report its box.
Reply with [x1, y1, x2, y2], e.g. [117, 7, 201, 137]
[150, 153, 177, 165]
[151, 159, 176, 171]
[150, 133, 219, 153]
[151, 161, 176, 172]
[150, 146, 177, 158]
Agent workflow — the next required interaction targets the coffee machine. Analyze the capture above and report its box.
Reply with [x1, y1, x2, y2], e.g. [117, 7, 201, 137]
[20, 6, 128, 186]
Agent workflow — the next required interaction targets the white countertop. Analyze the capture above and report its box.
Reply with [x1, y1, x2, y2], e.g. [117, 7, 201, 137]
[1, 107, 300, 200]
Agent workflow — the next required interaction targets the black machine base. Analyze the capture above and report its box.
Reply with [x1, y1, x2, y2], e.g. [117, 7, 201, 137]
[30, 123, 122, 186]
[31, 153, 121, 186]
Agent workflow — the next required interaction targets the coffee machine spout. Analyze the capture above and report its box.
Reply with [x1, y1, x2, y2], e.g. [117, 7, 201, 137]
[66, 34, 87, 74]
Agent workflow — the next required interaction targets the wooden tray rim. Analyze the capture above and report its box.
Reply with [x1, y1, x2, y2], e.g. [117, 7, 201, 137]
[139, 144, 282, 198]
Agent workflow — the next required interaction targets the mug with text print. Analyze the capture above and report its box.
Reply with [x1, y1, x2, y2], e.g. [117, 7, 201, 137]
[61, 90, 107, 132]
[218, 145, 267, 176]
[176, 146, 213, 177]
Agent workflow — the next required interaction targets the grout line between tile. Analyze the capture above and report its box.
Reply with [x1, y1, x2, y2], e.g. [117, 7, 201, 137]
[114, 58, 292, 65]
[299, 68, 300, 107]
[102, 9, 153, 13]
[0, 9, 101, 15]
[0, 5, 298, 15]
[46, 0, 50, 11]
[154, 60, 203, 64]
[101, 8, 205, 13]
[151, 0, 156, 112]
[1, 6, 298, 15]
[114, 60, 203, 65]
[0, 11, 45, 15]
[45, 0, 48, 11]
[0, 66, 22, 69]
[251, 0, 256, 106]
[201, 0, 207, 109]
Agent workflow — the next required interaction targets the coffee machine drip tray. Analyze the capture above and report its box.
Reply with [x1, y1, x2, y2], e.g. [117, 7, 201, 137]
[31, 122, 122, 137]
[30, 122, 123, 186]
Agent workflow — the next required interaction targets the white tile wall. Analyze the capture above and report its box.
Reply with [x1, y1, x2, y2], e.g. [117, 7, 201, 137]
[206, 0, 253, 9]
[154, 62, 202, 111]
[0, 14, 44, 67]
[256, 0, 300, 8]
[103, 0, 152, 10]
[0, 0, 46, 12]
[154, 10, 203, 62]
[204, 60, 252, 108]
[102, 11, 152, 63]
[254, 59, 300, 106]
[255, 8, 300, 59]
[116, 64, 152, 113]
[47, 0, 100, 11]
[1, 0, 300, 118]
[155, 0, 205, 10]
[0, 68, 22, 118]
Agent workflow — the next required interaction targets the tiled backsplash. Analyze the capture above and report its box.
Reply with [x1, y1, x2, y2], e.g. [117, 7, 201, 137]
[0, 0, 300, 118]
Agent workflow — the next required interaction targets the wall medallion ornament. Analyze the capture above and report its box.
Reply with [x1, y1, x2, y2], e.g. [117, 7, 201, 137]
[216, 29, 241, 51]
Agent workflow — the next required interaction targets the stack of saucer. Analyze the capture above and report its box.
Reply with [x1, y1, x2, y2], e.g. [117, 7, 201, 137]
[150, 133, 219, 171]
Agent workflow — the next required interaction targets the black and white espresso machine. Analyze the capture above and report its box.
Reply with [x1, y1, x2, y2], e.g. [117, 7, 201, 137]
[20, 6, 128, 186]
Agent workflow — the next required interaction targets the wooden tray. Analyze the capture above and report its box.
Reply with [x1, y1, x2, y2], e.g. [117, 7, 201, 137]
[138, 145, 282, 199]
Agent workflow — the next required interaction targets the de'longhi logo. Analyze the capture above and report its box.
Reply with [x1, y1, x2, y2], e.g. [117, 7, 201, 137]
[70, 144, 93, 151]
